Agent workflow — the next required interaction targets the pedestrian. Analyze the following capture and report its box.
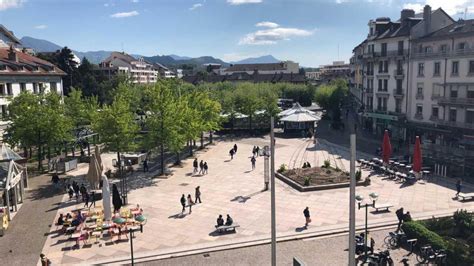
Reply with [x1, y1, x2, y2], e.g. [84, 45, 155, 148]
[303, 162, 308, 168]
[51, 173, 60, 188]
[303, 207, 311, 228]
[306, 162, 311, 168]
[396, 207, 404, 231]
[143, 158, 149, 172]
[40, 253, 51, 266]
[80, 184, 87, 202]
[256, 146, 260, 157]
[252, 146, 256, 157]
[90, 191, 96, 208]
[251, 156, 256, 170]
[216, 215, 224, 227]
[195, 186, 202, 203]
[225, 214, 233, 225]
[68, 185, 74, 200]
[233, 144, 238, 154]
[193, 158, 198, 174]
[199, 160, 204, 175]
[83, 192, 90, 208]
[456, 179, 462, 197]
[229, 149, 235, 160]
[203, 162, 208, 174]
[187, 194, 194, 214]
[73, 182, 80, 201]
[180, 194, 186, 213]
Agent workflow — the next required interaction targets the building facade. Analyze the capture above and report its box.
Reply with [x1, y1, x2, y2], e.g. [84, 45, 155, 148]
[350, 6, 453, 143]
[319, 61, 350, 82]
[408, 19, 474, 177]
[221, 61, 299, 75]
[98, 52, 158, 84]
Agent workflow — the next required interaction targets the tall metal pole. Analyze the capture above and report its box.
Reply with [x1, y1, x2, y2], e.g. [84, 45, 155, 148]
[130, 230, 134, 266]
[349, 134, 356, 266]
[270, 116, 276, 266]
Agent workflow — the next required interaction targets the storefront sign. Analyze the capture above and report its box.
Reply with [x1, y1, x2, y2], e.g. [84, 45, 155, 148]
[363, 112, 399, 121]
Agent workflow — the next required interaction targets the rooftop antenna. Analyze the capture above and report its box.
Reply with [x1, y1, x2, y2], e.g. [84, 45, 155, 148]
[465, 8, 468, 20]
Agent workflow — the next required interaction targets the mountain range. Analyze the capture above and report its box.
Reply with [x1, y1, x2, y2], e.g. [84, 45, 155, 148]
[19, 36, 280, 67]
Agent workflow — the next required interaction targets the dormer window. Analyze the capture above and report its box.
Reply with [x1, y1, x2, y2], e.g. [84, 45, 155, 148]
[458, 42, 466, 50]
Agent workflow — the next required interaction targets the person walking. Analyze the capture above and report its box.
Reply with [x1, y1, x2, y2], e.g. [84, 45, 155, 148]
[252, 146, 257, 157]
[203, 162, 208, 174]
[193, 158, 198, 174]
[396, 207, 404, 231]
[195, 186, 202, 203]
[229, 149, 235, 160]
[304, 207, 311, 228]
[143, 158, 149, 172]
[199, 160, 204, 175]
[79, 184, 87, 202]
[255, 146, 260, 157]
[83, 192, 90, 208]
[73, 182, 80, 201]
[40, 253, 51, 266]
[187, 194, 194, 214]
[456, 179, 462, 197]
[251, 156, 256, 170]
[180, 194, 186, 213]
[90, 191, 96, 208]
[233, 144, 238, 154]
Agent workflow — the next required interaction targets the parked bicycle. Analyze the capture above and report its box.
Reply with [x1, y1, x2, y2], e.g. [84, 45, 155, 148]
[416, 245, 447, 264]
[367, 249, 394, 266]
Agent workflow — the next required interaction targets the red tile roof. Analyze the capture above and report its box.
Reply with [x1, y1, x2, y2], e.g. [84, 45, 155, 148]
[0, 48, 66, 76]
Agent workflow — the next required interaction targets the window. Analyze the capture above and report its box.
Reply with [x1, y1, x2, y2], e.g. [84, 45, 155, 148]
[50, 82, 57, 92]
[366, 97, 373, 110]
[417, 83, 424, 99]
[440, 44, 448, 53]
[381, 43, 387, 56]
[468, 88, 474, 98]
[0, 84, 4, 95]
[395, 99, 402, 113]
[383, 61, 388, 73]
[458, 42, 466, 50]
[6, 83, 12, 95]
[452, 61, 459, 75]
[449, 108, 457, 122]
[416, 105, 423, 115]
[0, 105, 7, 118]
[432, 107, 439, 119]
[469, 61, 474, 74]
[396, 60, 403, 74]
[424, 46, 433, 53]
[378, 79, 382, 91]
[418, 63, 424, 76]
[466, 110, 474, 124]
[398, 41, 404, 55]
[434, 62, 441, 76]
[433, 84, 441, 97]
[378, 61, 383, 73]
[20, 83, 26, 92]
[33, 83, 38, 94]
[383, 79, 388, 91]
[450, 86, 458, 98]
[370, 28, 373, 36]
[39, 83, 45, 93]
[396, 79, 403, 92]
[418, 44, 423, 53]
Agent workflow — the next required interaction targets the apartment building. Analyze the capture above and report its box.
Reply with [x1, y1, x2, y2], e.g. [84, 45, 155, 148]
[409, 19, 474, 177]
[350, 6, 453, 142]
[0, 26, 65, 136]
[221, 61, 299, 75]
[98, 52, 158, 84]
[319, 61, 350, 82]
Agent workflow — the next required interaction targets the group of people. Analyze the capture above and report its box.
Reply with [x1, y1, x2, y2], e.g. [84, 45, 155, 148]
[216, 214, 233, 227]
[229, 144, 238, 160]
[252, 146, 261, 157]
[193, 158, 209, 175]
[302, 162, 312, 168]
[180, 186, 202, 214]
[66, 181, 96, 208]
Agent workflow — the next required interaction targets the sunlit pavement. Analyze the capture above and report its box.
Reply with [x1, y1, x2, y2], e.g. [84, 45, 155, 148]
[40, 135, 474, 264]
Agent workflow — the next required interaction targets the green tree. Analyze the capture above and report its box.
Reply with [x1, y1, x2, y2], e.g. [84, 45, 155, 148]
[233, 83, 262, 130]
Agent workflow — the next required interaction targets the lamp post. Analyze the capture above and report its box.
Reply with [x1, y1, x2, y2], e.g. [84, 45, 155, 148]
[356, 192, 378, 261]
[129, 223, 144, 265]
[270, 117, 276, 266]
[120, 160, 128, 205]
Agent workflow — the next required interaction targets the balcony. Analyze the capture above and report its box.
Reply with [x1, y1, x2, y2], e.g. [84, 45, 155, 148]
[393, 69, 404, 78]
[365, 88, 374, 94]
[393, 88, 404, 98]
[376, 89, 389, 96]
[414, 113, 423, 120]
[416, 93, 424, 100]
[438, 97, 474, 107]
[431, 94, 441, 100]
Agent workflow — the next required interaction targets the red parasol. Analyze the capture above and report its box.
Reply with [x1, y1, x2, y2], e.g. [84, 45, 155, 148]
[382, 130, 392, 164]
[413, 136, 422, 172]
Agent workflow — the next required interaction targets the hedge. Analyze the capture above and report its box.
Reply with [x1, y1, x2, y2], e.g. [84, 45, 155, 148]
[402, 221, 447, 250]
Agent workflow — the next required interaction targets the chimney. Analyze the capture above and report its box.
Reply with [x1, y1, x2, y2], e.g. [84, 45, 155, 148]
[400, 9, 415, 27]
[423, 5, 432, 35]
[8, 45, 18, 62]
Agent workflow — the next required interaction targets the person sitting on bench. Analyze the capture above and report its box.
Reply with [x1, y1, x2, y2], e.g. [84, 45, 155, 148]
[225, 214, 233, 226]
[216, 215, 224, 227]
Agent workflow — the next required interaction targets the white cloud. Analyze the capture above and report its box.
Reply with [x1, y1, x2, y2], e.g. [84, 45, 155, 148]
[403, 0, 474, 15]
[255, 21, 279, 28]
[227, 0, 262, 5]
[239, 24, 314, 45]
[34, 25, 47, 30]
[335, 0, 350, 3]
[0, 0, 24, 11]
[110, 10, 139, 18]
[189, 3, 202, 10]
[131, 0, 139, 2]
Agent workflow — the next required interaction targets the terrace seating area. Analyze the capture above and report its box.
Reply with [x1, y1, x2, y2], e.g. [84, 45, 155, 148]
[357, 158, 431, 185]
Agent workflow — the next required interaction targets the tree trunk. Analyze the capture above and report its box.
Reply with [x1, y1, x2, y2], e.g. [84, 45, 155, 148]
[160, 143, 165, 175]
[23, 147, 27, 158]
[210, 131, 213, 144]
[200, 132, 204, 148]
[176, 152, 181, 165]
[189, 140, 193, 156]
[37, 145, 42, 171]
[29, 147, 32, 159]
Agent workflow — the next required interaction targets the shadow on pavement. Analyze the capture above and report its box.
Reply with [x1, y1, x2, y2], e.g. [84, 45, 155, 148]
[295, 226, 307, 232]
[168, 212, 188, 219]
[208, 230, 236, 237]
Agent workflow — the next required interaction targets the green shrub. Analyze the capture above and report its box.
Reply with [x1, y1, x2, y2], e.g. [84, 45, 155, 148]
[304, 176, 311, 186]
[421, 216, 455, 232]
[323, 160, 330, 168]
[453, 209, 472, 236]
[402, 221, 447, 250]
[277, 164, 287, 173]
[355, 170, 362, 181]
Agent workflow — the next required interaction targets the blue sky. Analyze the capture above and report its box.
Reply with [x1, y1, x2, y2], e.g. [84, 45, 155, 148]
[0, 0, 473, 67]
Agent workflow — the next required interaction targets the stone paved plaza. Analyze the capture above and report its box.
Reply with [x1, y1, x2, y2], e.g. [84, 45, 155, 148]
[40, 135, 474, 265]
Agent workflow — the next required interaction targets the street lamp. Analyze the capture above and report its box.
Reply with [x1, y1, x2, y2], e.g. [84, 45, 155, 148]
[129, 219, 145, 266]
[120, 160, 129, 205]
[356, 192, 378, 261]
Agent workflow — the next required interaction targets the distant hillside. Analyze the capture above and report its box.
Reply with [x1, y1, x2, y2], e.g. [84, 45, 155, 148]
[20, 36, 62, 52]
[144, 55, 229, 67]
[231, 55, 280, 64]
[168, 54, 191, 60]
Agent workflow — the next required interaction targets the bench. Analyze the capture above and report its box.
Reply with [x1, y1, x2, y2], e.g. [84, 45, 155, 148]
[372, 203, 393, 212]
[215, 224, 240, 233]
[458, 193, 474, 201]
